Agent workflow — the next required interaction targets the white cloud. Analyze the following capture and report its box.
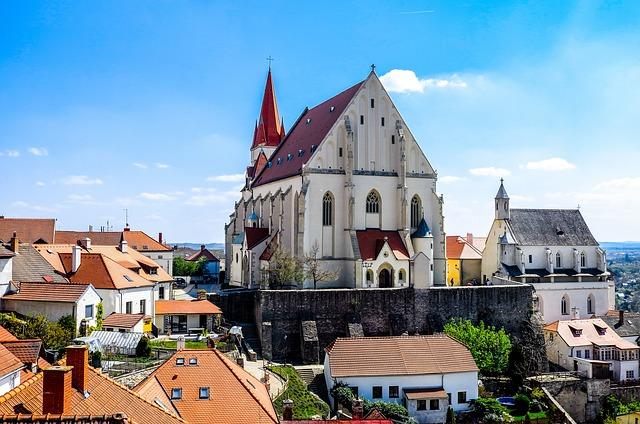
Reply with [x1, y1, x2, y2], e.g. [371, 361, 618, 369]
[594, 177, 640, 191]
[139, 192, 176, 201]
[155, 163, 170, 169]
[185, 188, 239, 206]
[524, 157, 576, 171]
[35, 181, 45, 187]
[62, 175, 104, 185]
[379, 69, 467, 93]
[28, 147, 48, 156]
[439, 176, 466, 183]
[66, 194, 99, 205]
[206, 174, 245, 182]
[1, 150, 20, 157]
[469, 167, 511, 177]
[133, 162, 148, 169]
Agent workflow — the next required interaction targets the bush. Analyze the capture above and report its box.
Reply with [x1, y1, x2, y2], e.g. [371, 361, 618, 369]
[136, 336, 152, 357]
[446, 406, 456, 424]
[330, 382, 413, 423]
[269, 365, 330, 419]
[470, 398, 512, 423]
[514, 394, 531, 415]
[529, 400, 543, 413]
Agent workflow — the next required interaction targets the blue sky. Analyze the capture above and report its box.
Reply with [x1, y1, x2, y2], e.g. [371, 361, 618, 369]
[1, 1, 640, 242]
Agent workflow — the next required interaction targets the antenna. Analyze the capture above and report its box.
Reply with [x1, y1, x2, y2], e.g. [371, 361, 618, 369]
[124, 209, 129, 228]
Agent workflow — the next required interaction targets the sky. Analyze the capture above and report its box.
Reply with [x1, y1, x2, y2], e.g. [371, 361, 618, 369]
[1, 0, 640, 243]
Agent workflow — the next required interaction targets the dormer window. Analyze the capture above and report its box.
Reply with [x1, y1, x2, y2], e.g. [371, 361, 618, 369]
[189, 357, 198, 365]
[176, 358, 185, 366]
[556, 226, 565, 236]
[276, 158, 282, 165]
[306, 118, 312, 124]
[171, 388, 182, 400]
[287, 153, 293, 161]
[594, 325, 607, 336]
[329, 106, 335, 112]
[199, 387, 210, 399]
[569, 326, 582, 337]
[311, 144, 317, 153]
[266, 161, 272, 168]
[298, 149, 304, 157]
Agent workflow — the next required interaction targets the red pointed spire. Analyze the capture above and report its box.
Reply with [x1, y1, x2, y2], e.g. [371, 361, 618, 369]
[251, 69, 285, 149]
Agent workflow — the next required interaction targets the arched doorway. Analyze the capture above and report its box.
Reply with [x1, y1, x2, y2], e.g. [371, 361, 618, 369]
[379, 269, 392, 288]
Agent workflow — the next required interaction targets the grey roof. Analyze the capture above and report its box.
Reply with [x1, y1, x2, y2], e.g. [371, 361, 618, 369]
[495, 179, 509, 199]
[0, 245, 15, 258]
[77, 330, 143, 355]
[11, 244, 68, 283]
[601, 313, 640, 338]
[509, 209, 598, 246]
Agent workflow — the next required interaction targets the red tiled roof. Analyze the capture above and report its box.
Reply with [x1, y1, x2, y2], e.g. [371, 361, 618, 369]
[0, 325, 18, 342]
[0, 343, 23, 377]
[252, 80, 365, 187]
[187, 248, 219, 262]
[356, 230, 409, 261]
[245, 227, 270, 250]
[0, 413, 130, 423]
[155, 300, 222, 315]
[58, 252, 154, 290]
[2, 283, 91, 303]
[404, 388, 447, 400]
[134, 349, 277, 424]
[251, 69, 285, 150]
[446, 236, 482, 260]
[0, 218, 55, 244]
[102, 313, 146, 329]
[2, 339, 42, 365]
[55, 230, 171, 252]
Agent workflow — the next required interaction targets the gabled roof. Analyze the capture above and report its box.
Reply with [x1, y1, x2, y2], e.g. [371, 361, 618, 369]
[601, 312, 640, 338]
[245, 227, 270, 250]
[252, 79, 365, 187]
[0, 343, 23, 378]
[155, 300, 221, 315]
[509, 209, 598, 246]
[446, 236, 482, 260]
[1, 339, 42, 365]
[325, 335, 478, 378]
[2, 283, 93, 303]
[251, 69, 285, 150]
[0, 245, 15, 258]
[356, 230, 409, 261]
[134, 349, 278, 424]
[0, 326, 18, 342]
[0, 218, 55, 244]
[544, 318, 639, 349]
[102, 313, 147, 329]
[187, 248, 219, 262]
[10, 244, 68, 284]
[55, 230, 171, 252]
[0, 413, 131, 423]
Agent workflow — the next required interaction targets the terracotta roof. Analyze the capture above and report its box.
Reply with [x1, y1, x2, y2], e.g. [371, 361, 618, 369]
[0, 368, 183, 423]
[102, 313, 146, 329]
[187, 248, 219, 262]
[0, 325, 19, 342]
[0, 413, 130, 423]
[356, 230, 409, 261]
[325, 335, 478, 378]
[2, 340, 42, 365]
[0, 343, 23, 377]
[251, 69, 286, 150]
[134, 349, 277, 424]
[249, 151, 269, 180]
[3, 283, 92, 303]
[544, 318, 640, 349]
[155, 300, 222, 315]
[403, 388, 447, 400]
[55, 230, 170, 252]
[0, 218, 55, 244]
[0, 245, 15, 258]
[245, 227, 270, 250]
[11, 244, 68, 284]
[446, 236, 482, 260]
[252, 79, 365, 187]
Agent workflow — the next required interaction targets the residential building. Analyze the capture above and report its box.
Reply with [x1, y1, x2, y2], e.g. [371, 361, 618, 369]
[481, 179, 614, 323]
[616, 410, 640, 423]
[0, 244, 15, 298]
[154, 298, 222, 334]
[225, 68, 446, 289]
[134, 349, 278, 424]
[0, 217, 56, 244]
[446, 234, 483, 286]
[102, 313, 151, 333]
[544, 318, 640, 382]
[0, 343, 22, 396]
[602, 310, 640, 345]
[187, 245, 220, 282]
[55, 227, 174, 277]
[324, 335, 479, 423]
[0, 325, 48, 397]
[0, 345, 183, 423]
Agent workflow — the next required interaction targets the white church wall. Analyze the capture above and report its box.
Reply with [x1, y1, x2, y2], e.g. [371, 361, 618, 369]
[535, 280, 614, 323]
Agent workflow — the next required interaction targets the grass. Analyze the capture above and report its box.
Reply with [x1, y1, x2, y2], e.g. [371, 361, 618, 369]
[149, 339, 209, 350]
[267, 365, 330, 419]
[511, 410, 548, 422]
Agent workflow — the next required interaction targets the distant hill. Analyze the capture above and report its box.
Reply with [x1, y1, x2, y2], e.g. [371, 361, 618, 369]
[601, 242, 640, 251]
[170, 242, 225, 251]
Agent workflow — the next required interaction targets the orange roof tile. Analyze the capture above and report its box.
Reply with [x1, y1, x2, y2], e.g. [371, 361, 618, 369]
[0, 325, 19, 342]
[102, 313, 146, 329]
[155, 300, 221, 315]
[134, 349, 277, 424]
[446, 236, 482, 260]
[2, 339, 42, 365]
[0, 218, 55, 244]
[55, 230, 170, 252]
[0, 343, 23, 377]
[325, 335, 478, 378]
[544, 318, 640, 350]
[0, 413, 130, 423]
[3, 283, 93, 303]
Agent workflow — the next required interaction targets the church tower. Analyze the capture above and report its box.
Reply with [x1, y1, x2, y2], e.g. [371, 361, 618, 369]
[250, 68, 285, 164]
[495, 178, 510, 220]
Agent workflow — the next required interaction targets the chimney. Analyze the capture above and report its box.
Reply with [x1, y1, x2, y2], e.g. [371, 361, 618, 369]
[72, 245, 82, 273]
[120, 239, 128, 253]
[158, 232, 163, 244]
[201, 244, 206, 251]
[79, 237, 91, 250]
[619, 310, 625, 326]
[43, 366, 73, 415]
[9, 232, 19, 253]
[65, 345, 88, 394]
[352, 398, 364, 419]
[282, 399, 293, 420]
[88, 225, 93, 232]
[197, 290, 207, 301]
[572, 307, 580, 320]
[177, 336, 185, 351]
[466, 233, 474, 244]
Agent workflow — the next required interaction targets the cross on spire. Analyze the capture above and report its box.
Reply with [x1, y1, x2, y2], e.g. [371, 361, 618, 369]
[267, 55, 274, 69]
[371, 63, 376, 72]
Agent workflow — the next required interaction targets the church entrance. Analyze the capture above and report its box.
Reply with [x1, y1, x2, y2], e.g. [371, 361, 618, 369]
[379, 269, 392, 288]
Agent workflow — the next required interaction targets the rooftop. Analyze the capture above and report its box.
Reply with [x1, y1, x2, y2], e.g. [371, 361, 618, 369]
[55, 230, 171, 252]
[102, 313, 147, 329]
[155, 300, 222, 315]
[509, 209, 598, 246]
[356, 230, 409, 261]
[3, 283, 93, 303]
[544, 318, 639, 350]
[0, 218, 55, 244]
[10, 244, 68, 284]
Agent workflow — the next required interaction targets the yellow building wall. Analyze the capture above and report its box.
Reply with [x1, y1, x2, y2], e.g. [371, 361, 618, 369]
[617, 411, 640, 423]
[447, 259, 462, 286]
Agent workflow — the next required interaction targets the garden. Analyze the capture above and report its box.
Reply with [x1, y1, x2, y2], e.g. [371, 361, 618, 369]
[267, 365, 330, 419]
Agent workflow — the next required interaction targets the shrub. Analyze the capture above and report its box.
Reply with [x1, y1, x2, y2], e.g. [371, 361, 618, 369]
[470, 398, 512, 423]
[136, 336, 152, 357]
[514, 393, 531, 415]
[329, 382, 413, 423]
[446, 406, 456, 424]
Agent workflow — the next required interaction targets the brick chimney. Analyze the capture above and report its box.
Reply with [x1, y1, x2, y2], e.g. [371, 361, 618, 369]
[619, 310, 625, 326]
[466, 233, 474, 245]
[282, 399, 293, 420]
[9, 232, 19, 253]
[66, 345, 88, 393]
[158, 233, 163, 244]
[43, 366, 73, 415]
[352, 398, 364, 419]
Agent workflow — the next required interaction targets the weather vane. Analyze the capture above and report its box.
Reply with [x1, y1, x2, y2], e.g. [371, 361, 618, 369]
[267, 55, 274, 69]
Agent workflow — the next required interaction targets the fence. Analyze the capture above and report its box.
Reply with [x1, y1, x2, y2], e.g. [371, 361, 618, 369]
[101, 348, 174, 377]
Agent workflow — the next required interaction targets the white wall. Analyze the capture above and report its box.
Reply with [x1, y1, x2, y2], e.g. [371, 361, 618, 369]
[142, 251, 174, 277]
[535, 281, 615, 323]
[98, 286, 155, 317]
[0, 369, 20, 397]
[0, 257, 12, 299]
[75, 286, 102, 329]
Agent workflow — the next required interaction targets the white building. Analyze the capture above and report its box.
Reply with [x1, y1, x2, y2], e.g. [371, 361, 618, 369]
[481, 180, 614, 323]
[544, 318, 639, 382]
[225, 67, 446, 289]
[324, 335, 478, 423]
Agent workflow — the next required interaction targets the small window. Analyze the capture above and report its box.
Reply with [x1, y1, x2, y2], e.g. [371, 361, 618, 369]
[576, 350, 582, 358]
[430, 399, 440, 410]
[391, 135, 395, 144]
[370, 98, 375, 108]
[417, 400, 427, 411]
[298, 149, 304, 157]
[125, 301, 132, 314]
[457, 391, 467, 404]
[381, 117, 385, 126]
[389, 386, 399, 398]
[176, 358, 185, 366]
[580, 252, 586, 267]
[311, 144, 317, 152]
[329, 106, 335, 112]
[199, 387, 210, 399]
[266, 161, 272, 168]
[171, 388, 182, 400]
[372, 386, 382, 399]
[85, 304, 94, 318]
[124, 275, 133, 282]
[235, 253, 239, 263]
[276, 157, 282, 165]
[561, 295, 569, 315]
[159, 286, 165, 300]
[339, 147, 343, 157]
[306, 118, 312, 124]
[360, 115, 364, 125]
[528, 255, 533, 264]
[556, 252, 562, 268]
[366, 191, 380, 214]
[585, 350, 590, 359]
[627, 370, 635, 379]
[447, 393, 451, 404]
[189, 357, 198, 365]
[158, 255, 163, 259]
[287, 153, 293, 161]
[140, 299, 146, 314]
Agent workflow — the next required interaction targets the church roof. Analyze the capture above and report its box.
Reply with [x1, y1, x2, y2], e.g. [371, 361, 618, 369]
[245, 227, 270, 250]
[411, 218, 431, 238]
[356, 230, 409, 261]
[251, 69, 285, 149]
[252, 79, 365, 187]
[509, 209, 598, 246]
[495, 179, 509, 199]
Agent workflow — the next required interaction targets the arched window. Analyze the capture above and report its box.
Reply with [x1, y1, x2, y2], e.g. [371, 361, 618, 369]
[580, 252, 586, 268]
[561, 295, 569, 315]
[587, 294, 595, 314]
[366, 191, 380, 214]
[398, 269, 406, 285]
[366, 269, 373, 286]
[410, 195, 422, 228]
[322, 192, 333, 226]
[556, 252, 562, 268]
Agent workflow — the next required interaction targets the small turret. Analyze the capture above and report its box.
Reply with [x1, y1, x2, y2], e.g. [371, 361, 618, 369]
[247, 211, 259, 228]
[411, 217, 434, 287]
[495, 178, 510, 220]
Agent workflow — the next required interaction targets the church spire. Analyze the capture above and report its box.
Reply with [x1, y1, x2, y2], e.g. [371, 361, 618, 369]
[251, 68, 285, 150]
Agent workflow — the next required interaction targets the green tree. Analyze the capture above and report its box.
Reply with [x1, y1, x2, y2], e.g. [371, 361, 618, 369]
[173, 257, 207, 276]
[446, 407, 456, 424]
[444, 318, 512, 375]
[268, 246, 304, 288]
[58, 315, 77, 338]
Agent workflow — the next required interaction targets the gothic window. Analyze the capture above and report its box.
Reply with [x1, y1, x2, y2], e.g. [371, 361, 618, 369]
[587, 294, 595, 314]
[366, 191, 380, 214]
[399, 269, 406, 283]
[391, 135, 395, 144]
[322, 192, 333, 226]
[366, 269, 373, 286]
[381, 117, 385, 126]
[410, 195, 422, 228]
[360, 115, 364, 125]
[556, 252, 562, 268]
[561, 295, 569, 316]
[580, 252, 586, 267]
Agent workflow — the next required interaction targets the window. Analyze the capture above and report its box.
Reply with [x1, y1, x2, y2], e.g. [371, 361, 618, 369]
[556, 252, 562, 268]
[457, 392, 467, 404]
[339, 147, 343, 157]
[199, 387, 209, 399]
[391, 135, 395, 144]
[389, 386, 399, 398]
[85, 304, 94, 318]
[410, 195, 422, 228]
[576, 350, 582, 358]
[417, 400, 427, 411]
[528, 255, 533, 264]
[587, 294, 594, 314]
[399, 269, 406, 283]
[430, 399, 440, 410]
[360, 115, 364, 125]
[447, 393, 452, 404]
[366, 191, 380, 214]
[585, 350, 590, 359]
[171, 388, 182, 400]
[189, 358, 198, 365]
[627, 370, 635, 379]
[235, 253, 238, 263]
[366, 269, 373, 286]
[580, 251, 586, 267]
[372, 386, 382, 399]
[158, 255, 163, 259]
[140, 299, 146, 314]
[381, 117, 385, 126]
[176, 358, 185, 366]
[561, 295, 569, 315]
[125, 301, 132, 314]
[159, 286, 165, 300]
[322, 192, 333, 226]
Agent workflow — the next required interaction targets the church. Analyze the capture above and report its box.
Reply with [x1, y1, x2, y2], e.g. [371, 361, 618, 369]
[225, 67, 446, 289]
